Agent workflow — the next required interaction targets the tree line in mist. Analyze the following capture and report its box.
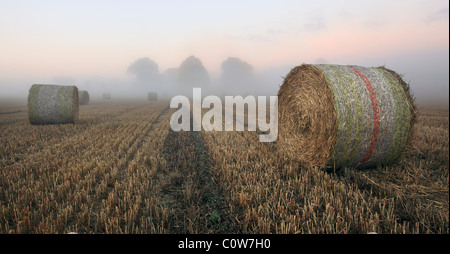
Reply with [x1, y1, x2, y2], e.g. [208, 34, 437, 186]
[126, 55, 261, 98]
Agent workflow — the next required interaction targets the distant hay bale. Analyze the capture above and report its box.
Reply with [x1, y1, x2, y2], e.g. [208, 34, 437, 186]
[102, 93, 111, 100]
[79, 90, 89, 105]
[27, 84, 79, 125]
[148, 92, 158, 101]
[277, 64, 416, 169]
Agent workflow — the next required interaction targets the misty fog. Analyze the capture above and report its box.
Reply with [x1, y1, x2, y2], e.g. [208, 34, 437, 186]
[0, 1, 448, 106]
[0, 50, 448, 105]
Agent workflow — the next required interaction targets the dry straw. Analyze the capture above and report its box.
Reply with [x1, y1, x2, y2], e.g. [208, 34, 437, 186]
[79, 90, 90, 105]
[277, 64, 416, 169]
[148, 92, 158, 101]
[27, 84, 79, 125]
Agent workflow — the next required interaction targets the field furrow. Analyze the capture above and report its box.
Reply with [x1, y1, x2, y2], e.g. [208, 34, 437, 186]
[0, 101, 447, 234]
[0, 102, 151, 167]
[200, 106, 449, 234]
[0, 102, 167, 233]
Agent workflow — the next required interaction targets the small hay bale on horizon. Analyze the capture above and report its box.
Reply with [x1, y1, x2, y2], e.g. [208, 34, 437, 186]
[102, 93, 111, 100]
[79, 90, 89, 105]
[277, 64, 416, 169]
[27, 84, 79, 125]
[148, 92, 158, 101]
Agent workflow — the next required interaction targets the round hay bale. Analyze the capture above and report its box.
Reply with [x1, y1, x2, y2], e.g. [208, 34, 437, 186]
[148, 92, 158, 101]
[102, 93, 111, 100]
[27, 84, 79, 125]
[78, 90, 89, 105]
[277, 64, 416, 169]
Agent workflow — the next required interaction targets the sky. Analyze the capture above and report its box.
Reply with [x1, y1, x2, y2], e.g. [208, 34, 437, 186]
[0, 0, 448, 102]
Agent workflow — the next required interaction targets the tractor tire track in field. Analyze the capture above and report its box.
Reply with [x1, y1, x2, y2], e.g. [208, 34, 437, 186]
[0, 110, 24, 115]
[116, 106, 170, 181]
[87, 105, 170, 232]
[1, 103, 148, 166]
[160, 115, 239, 233]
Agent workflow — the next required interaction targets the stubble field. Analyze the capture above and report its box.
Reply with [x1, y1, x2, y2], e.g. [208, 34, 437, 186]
[0, 100, 448, 234]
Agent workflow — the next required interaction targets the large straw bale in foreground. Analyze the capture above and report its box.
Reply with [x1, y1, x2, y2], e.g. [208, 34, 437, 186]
[28, 84, 79, 125]
[277, 64, 416, 169]
[78, 90, 89, 105]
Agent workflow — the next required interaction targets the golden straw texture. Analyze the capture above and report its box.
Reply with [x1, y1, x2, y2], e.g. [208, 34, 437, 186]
[277, 64, 416, 169]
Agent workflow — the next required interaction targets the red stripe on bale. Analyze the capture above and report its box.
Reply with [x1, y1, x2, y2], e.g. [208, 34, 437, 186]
[348, 66, 381, 165]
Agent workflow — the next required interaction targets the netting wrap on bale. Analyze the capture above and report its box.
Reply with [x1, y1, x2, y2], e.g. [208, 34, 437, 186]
[79, 90, 89, 105]
[28, 84, 79, 125]
[277, 64, 416, 169]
